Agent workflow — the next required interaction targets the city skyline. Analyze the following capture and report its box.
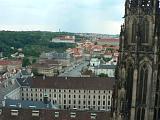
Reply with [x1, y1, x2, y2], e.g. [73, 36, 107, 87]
[0, 0, 124, 34]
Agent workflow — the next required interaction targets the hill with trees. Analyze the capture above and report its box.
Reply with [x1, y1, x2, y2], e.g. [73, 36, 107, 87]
[0, 31, 83, 57]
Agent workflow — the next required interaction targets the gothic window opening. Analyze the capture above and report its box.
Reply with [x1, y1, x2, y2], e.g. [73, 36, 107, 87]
[139, 64, 148, 105]
[136, 108, 141, 120]
[153, 108, 157, 120]
[156, 78, 159, 91]
[126, 65, 134, 111]
[141, 20, 149, 43]
[131, 20, 137, 43]
[158, 108, 160, 119]
[141, 0, 152, 7]
[136, 64, 149, 120]
[141, 108, 145, 120]
[130, 0, 138, 8]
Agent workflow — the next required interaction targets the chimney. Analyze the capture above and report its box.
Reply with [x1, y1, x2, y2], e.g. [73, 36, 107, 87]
[11, 79, 15, 85]
[43, 75, 45, 80]
[18, 103, 21, 108]
[2, 100, 5, 107]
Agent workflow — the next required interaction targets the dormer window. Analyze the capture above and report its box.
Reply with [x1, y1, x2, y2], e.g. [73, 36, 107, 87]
[32, 110, 39, 117]
[11, 110, 18, 116]
[70, 112, 76, 118]
[0, 109, 2, 115]
[91, 113, 97, 119]
[55, 112, 59, 118]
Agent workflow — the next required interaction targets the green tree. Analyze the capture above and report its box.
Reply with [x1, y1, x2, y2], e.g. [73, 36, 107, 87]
[32, 59, 37, 64]
[98, 73, 108, 77]
[22, 57, 31, 67]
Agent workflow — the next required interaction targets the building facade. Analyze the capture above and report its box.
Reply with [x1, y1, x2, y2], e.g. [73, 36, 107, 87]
[112, 0, 160, 120]
[18, 77, 114, 111]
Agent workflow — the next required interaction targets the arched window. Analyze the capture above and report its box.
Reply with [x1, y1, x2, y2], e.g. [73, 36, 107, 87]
[141, 20, 149, 43]
[141, 0, 152, 7]
[131, 20, 137, 43]
[137, 64, 148, 105]
[126, 64, 134, 111]
[130, 0, 138, 7]
[136, 64, 149, 120]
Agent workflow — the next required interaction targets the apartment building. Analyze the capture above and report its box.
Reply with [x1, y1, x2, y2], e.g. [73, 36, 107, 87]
[18, 77, 114, 111]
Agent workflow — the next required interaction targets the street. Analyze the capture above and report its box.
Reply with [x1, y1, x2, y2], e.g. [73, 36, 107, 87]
[58, 61, 89, 77]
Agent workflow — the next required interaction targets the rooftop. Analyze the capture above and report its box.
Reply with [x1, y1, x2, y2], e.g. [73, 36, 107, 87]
[17, 77, 115, 90]
[94, 65, 116, 69]
[0, 108, 110, 120]
[4, 99, 58, 109]
[0, 79, 20, 106]
[0, 60, 22, 66]
[97, 38, 119, 43]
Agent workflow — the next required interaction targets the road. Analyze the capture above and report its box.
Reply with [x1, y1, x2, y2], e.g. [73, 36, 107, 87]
[58, 61, 89, 77]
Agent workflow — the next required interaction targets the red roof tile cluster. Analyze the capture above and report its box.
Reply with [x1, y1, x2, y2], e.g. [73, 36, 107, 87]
[0, 60, 22, 66]
[97, 38, 119, 43]
[67, 48, 82, 58]
[92, 45, 103, 52]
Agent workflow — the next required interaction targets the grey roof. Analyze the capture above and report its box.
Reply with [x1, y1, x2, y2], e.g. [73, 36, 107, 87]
[40, 52, 71, 60]
[0, 79, 20, 106]
[94, 65, 116, 69]
[51, 52, 70, 59]
[4, 99, 58, 109]
[21, 70, 32, 76]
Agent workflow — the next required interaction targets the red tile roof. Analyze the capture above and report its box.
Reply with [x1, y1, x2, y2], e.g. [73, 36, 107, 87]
[0, 60, 22, 66]
[97, 38, 119, 43]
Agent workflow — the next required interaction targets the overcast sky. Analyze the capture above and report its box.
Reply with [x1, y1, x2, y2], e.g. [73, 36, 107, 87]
[0, 0, 125, 34]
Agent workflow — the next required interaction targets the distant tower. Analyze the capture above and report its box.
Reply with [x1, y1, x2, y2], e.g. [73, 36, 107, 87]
[112, 0, 160, 120]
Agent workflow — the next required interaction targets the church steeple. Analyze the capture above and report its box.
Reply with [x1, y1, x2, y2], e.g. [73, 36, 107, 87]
[112, 0, 160, 120]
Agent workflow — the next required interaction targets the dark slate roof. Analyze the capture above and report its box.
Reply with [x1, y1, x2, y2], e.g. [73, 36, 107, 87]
[17, 77, 115, 90]
[0, 108, 111, 120]
[94, 65, 116, 69]
[4, 99, 58, 109]
[21, 70, 32, 76]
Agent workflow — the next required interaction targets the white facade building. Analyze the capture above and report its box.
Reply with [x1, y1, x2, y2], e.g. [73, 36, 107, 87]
[18, 77, 114, 111]
[51, 36, 75, 43]
[94, 65, 116, 77]
[90, 58, 100, 67]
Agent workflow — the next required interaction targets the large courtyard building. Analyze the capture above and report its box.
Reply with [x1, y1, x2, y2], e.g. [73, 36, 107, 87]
[112, 0, 160, 120]
[17, 77, 114, 111]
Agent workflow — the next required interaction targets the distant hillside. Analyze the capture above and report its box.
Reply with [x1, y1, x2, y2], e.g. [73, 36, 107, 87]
[0, 31, 118, 58]
[0, 31, 83, 57]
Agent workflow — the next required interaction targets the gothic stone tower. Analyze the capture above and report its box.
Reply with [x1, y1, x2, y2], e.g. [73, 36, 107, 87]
[112, 0, 160, 120]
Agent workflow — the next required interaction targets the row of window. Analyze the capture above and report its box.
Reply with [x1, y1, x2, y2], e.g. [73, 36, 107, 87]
[62, 105, 111, 110]
[22, 93, 111, 100]
[22, 88, 111, 94]
[63, 100, 111, 106]
[22, 97, 111, 106]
